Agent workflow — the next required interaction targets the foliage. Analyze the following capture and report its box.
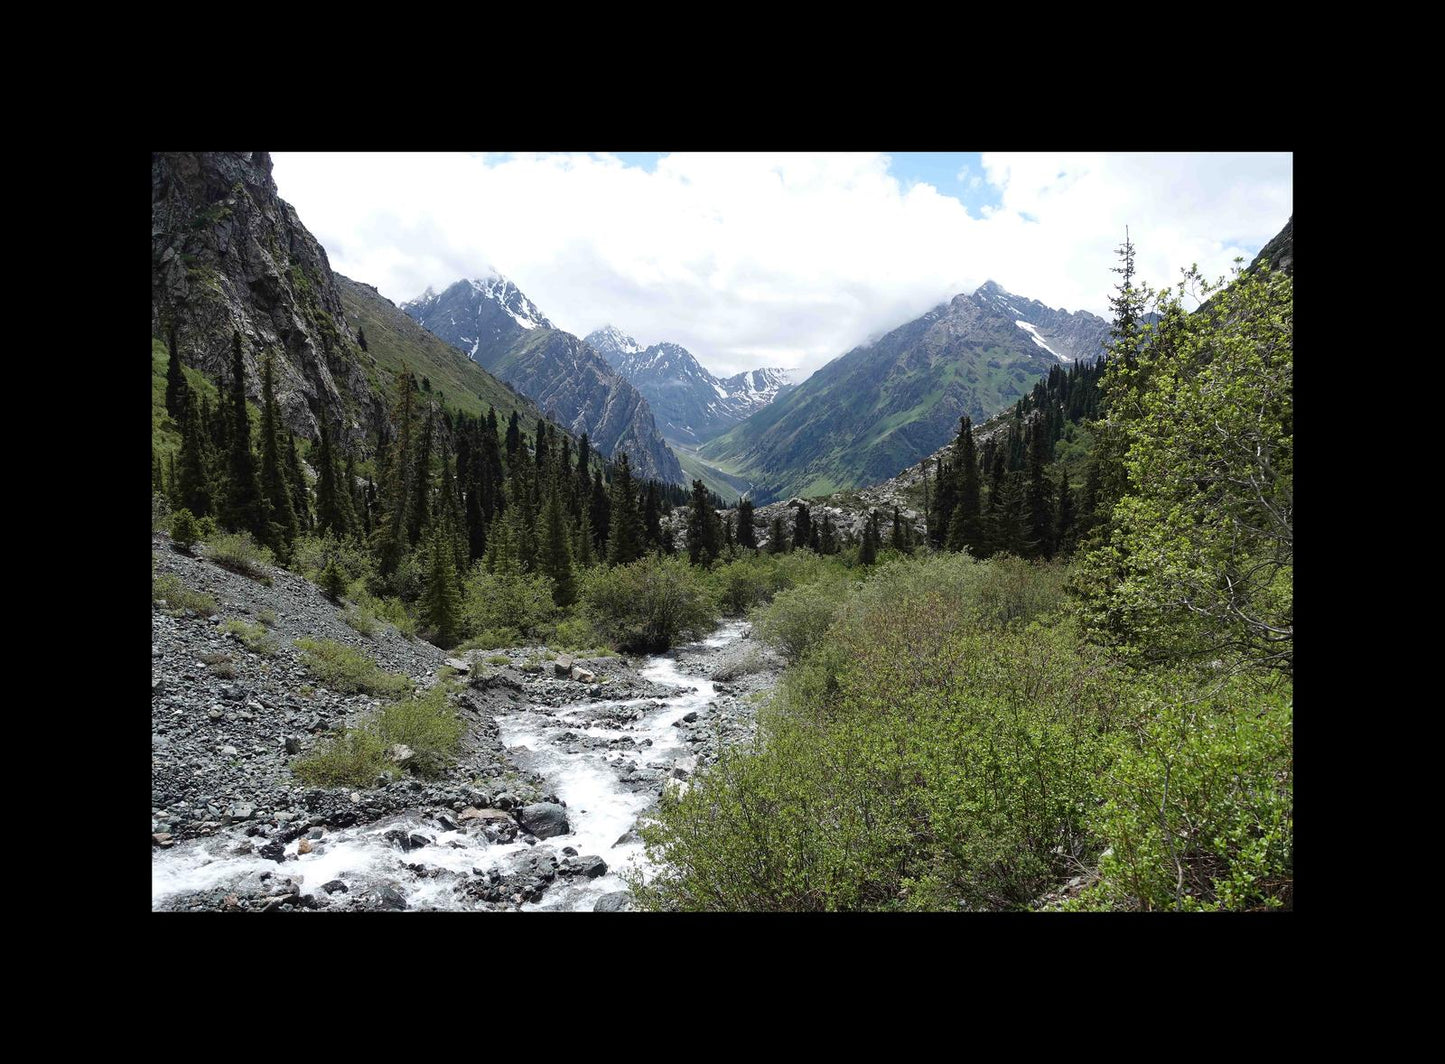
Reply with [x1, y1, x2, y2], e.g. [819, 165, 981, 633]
[293, 637, 411, 697]
[204, 532, 275, 584]
[170, 508, 200, 552]
[462, 563, 557, 644]
[750, 577, 850, 664]
[292, 729, 391, 788]
[343, 606, 378, 637]
[374, 684, 466, 778]
[1075, 263, 1293, 675]
[221, 618, 278, 656]
[582, 554, 718, 652]
[553, 614, 605, 653]
[152, 572, 218, 616]
[1078, 672, 1293, 911]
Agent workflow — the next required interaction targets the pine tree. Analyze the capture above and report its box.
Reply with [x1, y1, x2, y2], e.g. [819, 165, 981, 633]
[152, 450, 164, 494]
[605, 454, 644, 565]
[539, 475, 576, 606]
[1024, 420, 1055, 558]
[286, 435, 312, 533]
[644, 481, 664, 552]
[929, 456, 954, 548]
[685, 479, 722, 565]
[945, 416, 982, 554]
[372, 371, 415, 576]
[859, 511, 879, 566]
[792, 504, 812, 552]
[1055, 470, 1077, 557]
[591, 467, 611, 554]
[505, 411, 522, 470]
[175, 388, 213, 518]
[407, 407, 434, 547]
[736, 498, 757, 549]
[420, 520, 463, 646]
[258, 351, 298, 557]
[165, 325, 187, 420]
[219, 332, 268, 538]
[574, 507, 596, 570]
[891, 506, 911, 553]
[314, 420, 348, 536]
[819, 514, 838, 555]
[769, 512, 788, 555]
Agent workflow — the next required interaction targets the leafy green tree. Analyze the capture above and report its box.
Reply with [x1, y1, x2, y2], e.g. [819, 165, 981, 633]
[1077, 262, 1293, 674]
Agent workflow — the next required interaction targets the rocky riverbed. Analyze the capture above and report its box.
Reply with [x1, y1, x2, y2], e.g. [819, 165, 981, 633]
[151, 535, 782, 912]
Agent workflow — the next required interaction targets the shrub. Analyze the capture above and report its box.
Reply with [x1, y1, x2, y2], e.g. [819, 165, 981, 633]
[292, 729, 390, 788]
[750, 577, 849, 664]
[293, 637, 411, 697]
[343, 606, 377, 637]
[208, 660, 239, 679]
[486, 655, 511, 666]
[221, 618, 278, 656]
[204, 533, 274, 584]
[457, 627, 519, 652]
[152, 491, 171, 533]
[582, 554, 718, 653]
[257, 609, 278, 627]
[152, 572, 218, 616]
[1079, 673, 1293, 911]
[553, 615, 603, 653]
[292, 533, 375, 590]
[321, 557, 348, 601]
[375, 685, 465, 778]
[170, 508, 200, 552]
[462, 564, 556, 642]
[710, 644, 770, 682]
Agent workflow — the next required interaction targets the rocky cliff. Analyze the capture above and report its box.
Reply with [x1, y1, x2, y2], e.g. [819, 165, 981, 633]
[151, 152, 381, 446]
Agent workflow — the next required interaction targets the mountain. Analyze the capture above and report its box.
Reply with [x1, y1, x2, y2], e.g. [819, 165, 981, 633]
[697, 281, 1109, 503]
[403, 282, 684, 484]
[151, 151, 384, 447]
[151, 152, 561, 455]
[584, 326, 796, 447]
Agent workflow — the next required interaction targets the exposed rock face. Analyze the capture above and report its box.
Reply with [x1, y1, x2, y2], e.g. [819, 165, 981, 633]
[585, 328, 796, 447]
[699, 281, 1108, 503]
[150, 151, 382, 447]
[403, 281, 684, 484]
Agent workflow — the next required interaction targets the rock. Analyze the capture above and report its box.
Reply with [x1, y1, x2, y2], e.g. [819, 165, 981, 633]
[221, 685, 245, 702]
[613, 829, 641, 847]
[563, 855, 608, 879]
[663, 777, 691, 801]
[387, 743, 415, 765]
[458, 806, 513, 824]
[229, 802, 255, 821]
[562, 846, 579, 857]
[444, 657, 470, 673]
[570, 665, 596, 683]
[682, 711, 699, 723]
[517, 802, 570, 839]
[508, 849, 558, 882]
[594, 892, 635, 912]
[284, 736, 301, 755]
[671, 756, 698, 780]
[435, 813, 458, 832]
[493, 792, 515, 811]
[322, 880, 348, 894]
[408, 833, 432, 850]
[259, 840, 286, 862]
[298, 838, 313, 855]
[374, 884, 408, 910]
[207, 708, 224, 721]
[554, 655, 574, 678]
[151, 833, 174, 848]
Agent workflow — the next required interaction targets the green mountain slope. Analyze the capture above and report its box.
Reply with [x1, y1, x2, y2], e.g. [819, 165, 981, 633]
[700, 283, 1109, 503]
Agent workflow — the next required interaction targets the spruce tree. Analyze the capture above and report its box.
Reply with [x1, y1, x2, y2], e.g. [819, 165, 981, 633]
[407, 407, 434, 547]
[605, 454, 644, 565]
[736, 498, 757, 549]
[644, 481, 664, 552]
[792, 504, 812, 552]
[574, 507, 596, 570]
[165, 326, 187, 420]
[152, 450, 164, 495]
[219, 332, 268, 538]
[1024, 420, 1055, 558]
[859, 511, 879, 566]
[314, 420, 347, 535]
[175, 390, 213, 518]
[819, 514, 838, 555]
[287, 435, 313, 533]
[591, 467, 611, 555]
[769, 512, 788, 554]
[891, 507, 910, 553]
[945, 416, 982, 554]
[539, 475, 576, 606]
[258, 351, 298, 557]
[505, 411, 522, 470]
[420, 520, 463, 646]
[685, 479, 722, 565]
[1055, 470, 1077, 557]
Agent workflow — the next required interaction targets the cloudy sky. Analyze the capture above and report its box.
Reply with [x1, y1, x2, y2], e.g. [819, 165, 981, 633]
[271, 151, 1292, 380]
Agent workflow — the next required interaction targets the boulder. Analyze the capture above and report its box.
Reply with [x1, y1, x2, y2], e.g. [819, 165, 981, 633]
[594, 892, 635, 912]
[458, 806, 513, 824]
[570, 665, 596, 683]
[387, 744, 415, 765]
[561, 855, 608, 879]
[553, 655, 574, 678]
[444, 657, 470, 673]
[517, 802, 570, 839]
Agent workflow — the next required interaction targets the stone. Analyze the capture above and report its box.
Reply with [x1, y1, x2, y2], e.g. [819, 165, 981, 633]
[459, 807, 513, 824]
[594, 892, 635, 912]
[284, 736, 301, 755]
[444, 657, 470, 673]
[298, 838, 314, 855]
[570, 665, 596, 683]
[207, 708, 224, 721]
[517, 802, 570, 839]
[567, 855, 608, 879]
[229, 802, 256, 821]
[321, 880, 348, 894]
[220, 745, 239, 757]
[221, 685, 245, 702]
[435, 813, 458, 832]
[553, 655, 574, 678]
[374, 884, 408, 910]
[259, 840, 286, 862]
[682, 711, 699, 723]
[151, 833, 174, 848]
[387, 743, 415, 765]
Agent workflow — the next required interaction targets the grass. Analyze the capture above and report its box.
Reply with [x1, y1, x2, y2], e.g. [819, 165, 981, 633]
[221, 618, 278, 656]
[293, 684, 464, 788]
[343, 606, 378, 637]
[486, 655, 511, 666]
[293, 637, 411, 697]
[153, 572, 218, 616]
[257, 609, 278, 627]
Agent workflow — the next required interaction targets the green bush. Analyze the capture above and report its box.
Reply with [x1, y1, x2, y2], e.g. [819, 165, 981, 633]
[293, 637, 411, 697]
[169, 508, 200, 552]
[292, 533, 375, 590]
[221, 618, 278, 656]
[204, 533, 274, 584]
[1078, 674, 1293, 911]
[458, 627, 521, 652]
[292, 728, 390, 788]
[375, 685, 465, 778]
[634, 554, 1126, 911]
[343, 606, 377, 637]
[582, 554, 718, 653]
[152, 572, 218, 616]
[750, 577, 849, 664]
[257, 609, 278, 627]
[462, 564, 556, 642]
[293, 685, 464, 787]
[553, 615, 603, 652]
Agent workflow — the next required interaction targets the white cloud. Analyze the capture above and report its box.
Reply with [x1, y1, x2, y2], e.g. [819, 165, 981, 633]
[272, 151, 1292, 379]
